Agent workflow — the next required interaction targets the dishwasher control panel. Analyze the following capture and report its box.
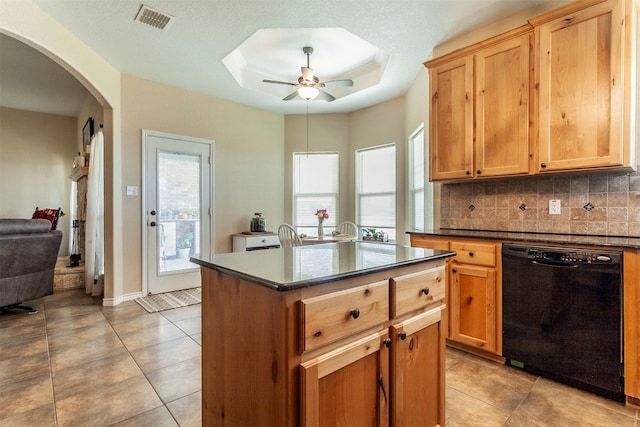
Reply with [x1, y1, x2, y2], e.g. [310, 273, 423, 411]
[527, 248, 618, 264]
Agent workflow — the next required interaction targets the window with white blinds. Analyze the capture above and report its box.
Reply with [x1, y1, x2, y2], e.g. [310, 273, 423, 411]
[293, 152, 339, 235]
[409, 125, 425, 230]
[356, 144, 396, 240]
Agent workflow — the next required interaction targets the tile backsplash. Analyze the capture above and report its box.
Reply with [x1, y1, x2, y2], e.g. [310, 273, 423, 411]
[440, 170, 640, 236]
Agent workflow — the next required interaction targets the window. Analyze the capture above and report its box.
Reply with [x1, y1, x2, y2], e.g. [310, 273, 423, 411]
[293, 152, 339, 235]
[356, 144, 396, 240]
[409, 125, 425, 230]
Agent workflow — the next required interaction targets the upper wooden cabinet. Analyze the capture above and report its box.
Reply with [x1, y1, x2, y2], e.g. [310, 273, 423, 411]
[425, 28, 532, 181]
[425, 0, 637, 181]
[531, 0, 636, 172]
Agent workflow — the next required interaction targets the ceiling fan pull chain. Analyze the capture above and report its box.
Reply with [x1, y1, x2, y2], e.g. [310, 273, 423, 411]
[306, 100, 310, 155]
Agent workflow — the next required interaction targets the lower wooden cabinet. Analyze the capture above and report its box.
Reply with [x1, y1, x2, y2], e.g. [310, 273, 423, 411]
[300, 330, 390, 427]
[450, 263, 497, 353]
[390, 307, 445, 427]
[410, 234, 502, 357]
[301, 306, 446, 427]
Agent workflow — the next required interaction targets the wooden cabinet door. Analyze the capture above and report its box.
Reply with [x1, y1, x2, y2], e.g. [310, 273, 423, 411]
[300, 330, 390, 427]
[535, 0, 625, 171]
[429, 55, 474, 180]
[449, 264, 497, 353]
[475, 33, 531, 177]
[390, 307, 445, 427]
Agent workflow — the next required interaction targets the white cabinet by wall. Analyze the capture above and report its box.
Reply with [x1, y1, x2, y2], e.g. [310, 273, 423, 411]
[232, 233, 280, 252]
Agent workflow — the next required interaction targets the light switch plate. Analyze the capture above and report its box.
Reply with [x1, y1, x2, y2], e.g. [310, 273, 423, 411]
[126, 185, 138, 196]
[549, 199, 561, 215]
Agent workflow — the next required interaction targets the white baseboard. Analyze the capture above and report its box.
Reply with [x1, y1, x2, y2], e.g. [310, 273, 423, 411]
[102, 291, 143, 306]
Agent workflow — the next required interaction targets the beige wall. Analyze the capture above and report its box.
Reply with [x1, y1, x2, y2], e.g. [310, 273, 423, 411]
[0, 107, 76, 254]
[121, 75, 284, 296]
[0, 0, 123, 302]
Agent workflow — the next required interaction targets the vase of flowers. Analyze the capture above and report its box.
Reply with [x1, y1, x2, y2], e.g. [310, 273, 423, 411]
[315, 209, 329, 239]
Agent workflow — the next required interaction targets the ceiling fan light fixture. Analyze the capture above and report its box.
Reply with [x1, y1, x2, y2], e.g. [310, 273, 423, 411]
[298, 86, 319, 100]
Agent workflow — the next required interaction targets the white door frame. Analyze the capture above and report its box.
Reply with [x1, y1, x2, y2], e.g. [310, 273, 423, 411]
[141, 129, 214, 296]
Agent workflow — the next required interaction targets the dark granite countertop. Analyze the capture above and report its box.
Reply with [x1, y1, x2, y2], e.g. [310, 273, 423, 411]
[407, 229, 640, 249]
[191, 241, 455, 291]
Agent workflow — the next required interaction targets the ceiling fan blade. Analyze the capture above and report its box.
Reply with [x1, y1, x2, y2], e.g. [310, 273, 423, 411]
[321, 79, 354, 88]
[301, 67, 314, 83]
[282, 91, 299, 101]
[316, 89, 336, 102]
[263, 79, 297, 86]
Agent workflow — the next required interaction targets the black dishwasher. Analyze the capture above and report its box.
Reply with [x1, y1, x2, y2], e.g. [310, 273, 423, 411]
[502, 244, 624, 401]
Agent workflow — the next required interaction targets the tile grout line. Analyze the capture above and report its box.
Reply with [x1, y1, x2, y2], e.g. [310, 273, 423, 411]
[42, 299, 59, 427]
[100, 306, 182, 426]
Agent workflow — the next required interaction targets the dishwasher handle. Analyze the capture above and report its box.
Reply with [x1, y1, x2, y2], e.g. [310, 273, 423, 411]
[531, 259, 579, 268]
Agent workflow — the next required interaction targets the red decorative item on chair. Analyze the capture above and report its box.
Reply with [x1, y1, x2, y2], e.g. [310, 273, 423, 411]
[32, 207, 63, 231]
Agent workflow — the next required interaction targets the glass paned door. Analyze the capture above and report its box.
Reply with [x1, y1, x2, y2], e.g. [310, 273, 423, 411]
[144, 130, 212, 295]
[158, 152, 201, 273]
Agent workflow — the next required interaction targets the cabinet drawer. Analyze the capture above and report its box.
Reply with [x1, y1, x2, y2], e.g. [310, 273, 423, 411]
[245, 235, 280, 248]
[391, 267, 446, 318]
[410, 236, 450, 250]
[301, 281, 389, 352]
[450, 241, 496, 267]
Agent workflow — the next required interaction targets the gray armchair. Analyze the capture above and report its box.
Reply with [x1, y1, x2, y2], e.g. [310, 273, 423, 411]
[0, 219, 62, 313]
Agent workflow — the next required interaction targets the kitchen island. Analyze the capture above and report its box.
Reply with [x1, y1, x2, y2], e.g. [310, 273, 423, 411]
[191, 241, 455, 426]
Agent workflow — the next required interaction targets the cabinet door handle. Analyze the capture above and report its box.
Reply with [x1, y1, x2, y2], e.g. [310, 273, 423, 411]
[452, 268, 457, 273]
[150, 221, 157, 227]
[476, 169, 482, 175]
[383, 338, 392, 348]
[541, 162, 547, 168]
[350, 308, 360, 319]
[465, 170, 471, 175]
[398, 331, 407, 340]
[421, 287, 430, 296]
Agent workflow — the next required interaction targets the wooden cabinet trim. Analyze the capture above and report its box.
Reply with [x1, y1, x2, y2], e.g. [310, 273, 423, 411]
[424, 24, 533, 68]
[528, 0, 613, 26]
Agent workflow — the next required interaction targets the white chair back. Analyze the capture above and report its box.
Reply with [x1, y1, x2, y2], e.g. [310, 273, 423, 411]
[337, 221, 358, 238]
[278, 223, 302, 248]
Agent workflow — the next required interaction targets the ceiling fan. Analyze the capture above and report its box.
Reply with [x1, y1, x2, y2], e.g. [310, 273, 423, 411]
[262, 46, 354, 102]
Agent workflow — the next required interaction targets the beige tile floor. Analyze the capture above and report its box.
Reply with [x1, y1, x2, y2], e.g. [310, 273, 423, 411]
[0, 288, 638, 426]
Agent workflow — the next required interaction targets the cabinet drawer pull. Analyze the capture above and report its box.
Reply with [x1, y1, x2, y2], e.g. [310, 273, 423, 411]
[350, 308, 360, 319]
[398, 331, 407, 340]
[383, 338, 392, 348]
[452, 268, 457, 273]
[468, 251, 474, 257]
[421, 287, 430, 296]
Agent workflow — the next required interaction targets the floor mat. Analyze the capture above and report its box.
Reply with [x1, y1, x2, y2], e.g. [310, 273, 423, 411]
[135, 287, 201, 313]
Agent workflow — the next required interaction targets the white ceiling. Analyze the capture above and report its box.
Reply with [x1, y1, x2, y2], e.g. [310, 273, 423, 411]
[1, 0, 554, 117]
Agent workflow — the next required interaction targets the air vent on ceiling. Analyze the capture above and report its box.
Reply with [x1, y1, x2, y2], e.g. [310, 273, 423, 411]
[134, 4, 174, 30]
